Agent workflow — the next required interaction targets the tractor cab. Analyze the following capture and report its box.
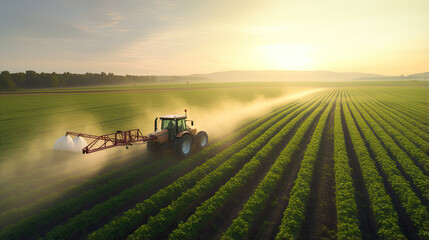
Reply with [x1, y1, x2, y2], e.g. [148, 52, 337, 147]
[159, 115, 190, 139]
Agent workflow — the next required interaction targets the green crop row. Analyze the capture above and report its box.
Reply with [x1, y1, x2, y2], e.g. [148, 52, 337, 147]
[350, 90, 429, 186]
[380, 96, 428, 125]
[346, 91, 429, 238]
[378, 90, 428, 124]
[361, 89, 428, 125]
[356, 88, 429, 146]
[342, 93, 405, 239]
[273, 92, 336, 240]
[87, 96, 313, 240]
[359, 90, 429, 134]
[168, 91, 332, 240]
[126, 94, 325, 240]
[354, 89, 429, 155]
[332, 92, 360, 239]
[1, 101, 296, 240]
[359, 89, 429, 143]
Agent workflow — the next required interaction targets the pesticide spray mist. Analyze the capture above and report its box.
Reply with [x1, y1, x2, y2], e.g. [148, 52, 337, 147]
[0, 86, 321, 207]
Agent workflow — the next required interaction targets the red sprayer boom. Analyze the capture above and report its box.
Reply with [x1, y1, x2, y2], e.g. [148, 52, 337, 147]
[62, 129, 155, 154]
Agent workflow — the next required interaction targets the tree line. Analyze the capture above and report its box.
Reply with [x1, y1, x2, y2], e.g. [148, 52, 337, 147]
[0, 71, 161, 91]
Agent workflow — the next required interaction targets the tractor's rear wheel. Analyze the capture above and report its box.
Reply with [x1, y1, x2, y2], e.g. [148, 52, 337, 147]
[175, 134, 193, 158]
[195, 131, 208, 150]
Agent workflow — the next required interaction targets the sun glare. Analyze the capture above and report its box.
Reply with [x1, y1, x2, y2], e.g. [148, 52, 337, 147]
[258, 44, 315, 70]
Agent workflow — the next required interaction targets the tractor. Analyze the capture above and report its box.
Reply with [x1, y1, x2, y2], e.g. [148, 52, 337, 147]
[147, 110, 208, 158]
[53, 109, 208, 158]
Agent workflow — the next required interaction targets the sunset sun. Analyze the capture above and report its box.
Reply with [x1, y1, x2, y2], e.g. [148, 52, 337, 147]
[258, 43, 315, 70]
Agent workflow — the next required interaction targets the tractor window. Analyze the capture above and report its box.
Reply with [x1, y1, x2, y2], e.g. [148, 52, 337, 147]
[161, 119, 175, 130]
[177, 119, 186, 132]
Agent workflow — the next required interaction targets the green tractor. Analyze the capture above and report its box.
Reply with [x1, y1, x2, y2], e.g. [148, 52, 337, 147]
[147, 109, 208, 158]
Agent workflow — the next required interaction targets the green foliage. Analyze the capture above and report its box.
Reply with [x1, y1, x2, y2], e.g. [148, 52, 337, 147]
[332, 92, 360, 239]
[0, 72, 18, 91]
[355, 89, 429, 157]
[350, 89, 429, 187]
[345, 90, 429, 238]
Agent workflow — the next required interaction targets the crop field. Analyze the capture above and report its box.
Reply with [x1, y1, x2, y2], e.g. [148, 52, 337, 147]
[0, 83, 428, 239]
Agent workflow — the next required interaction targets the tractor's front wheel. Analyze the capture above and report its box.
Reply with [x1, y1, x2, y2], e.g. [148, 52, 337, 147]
[175, 134, 193, 158]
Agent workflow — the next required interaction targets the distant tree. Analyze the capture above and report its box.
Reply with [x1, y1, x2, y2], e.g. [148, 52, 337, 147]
[0, 72, 17, 91]
[26, 70, 39, 88]
[50, 74, 60, 87]
[13, 72, 26, 88]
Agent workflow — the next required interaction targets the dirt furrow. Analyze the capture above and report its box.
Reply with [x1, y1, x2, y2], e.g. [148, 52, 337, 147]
[299, 98, 337, 240]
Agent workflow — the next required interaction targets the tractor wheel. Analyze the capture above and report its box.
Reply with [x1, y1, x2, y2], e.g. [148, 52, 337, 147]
[147, 141, 160, 153]
[195, 131, 208, 150]
[175, 134, 193, 158]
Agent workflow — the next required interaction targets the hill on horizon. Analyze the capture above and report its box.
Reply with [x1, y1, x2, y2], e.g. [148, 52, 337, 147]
[192, 70, 429, 82]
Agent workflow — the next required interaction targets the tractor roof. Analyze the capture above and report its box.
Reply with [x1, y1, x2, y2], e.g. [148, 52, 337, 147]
[160, 115, 186, 120]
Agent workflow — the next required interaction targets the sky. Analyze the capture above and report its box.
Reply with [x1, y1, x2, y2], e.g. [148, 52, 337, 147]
[0, 0, 428, 76]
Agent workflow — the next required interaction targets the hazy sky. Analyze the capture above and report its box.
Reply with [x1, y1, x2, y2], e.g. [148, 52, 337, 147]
[1, 0, 428, 75]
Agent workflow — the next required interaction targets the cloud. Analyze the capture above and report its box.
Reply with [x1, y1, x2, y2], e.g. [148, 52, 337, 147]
[96, 10, 123, 29]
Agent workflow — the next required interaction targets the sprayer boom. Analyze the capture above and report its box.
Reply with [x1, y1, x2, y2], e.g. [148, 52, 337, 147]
[64, 129, 155, 154]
